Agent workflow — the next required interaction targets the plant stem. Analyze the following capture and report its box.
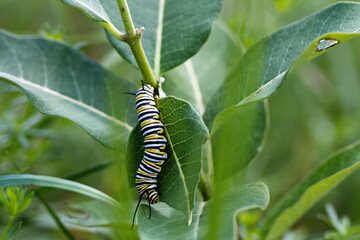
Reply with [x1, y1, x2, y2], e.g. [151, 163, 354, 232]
[116, 0, 157, 87]
[101, 22, 126, 41]
[116, 0, 135, 37]
[0, 215, 14, 240]
[199, 170, 213, 201]
[36, 192, 76, 240]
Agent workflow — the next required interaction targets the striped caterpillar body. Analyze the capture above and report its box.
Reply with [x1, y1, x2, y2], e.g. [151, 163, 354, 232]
[132, 84, 167, 228]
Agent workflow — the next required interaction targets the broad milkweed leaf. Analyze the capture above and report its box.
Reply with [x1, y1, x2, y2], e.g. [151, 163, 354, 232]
[60, 201, 126, 228]
[210, 101, 268, 179]
[48, 200, 137, 239]
[163, 22, 266, 181]
[261, 141, 360, 240]
[202, 2, 360, 178]
[205, 2, 360, 125]
[137, 182, 269, 240]
[164, 22, 243, 115]
[126, 96, 208, 221]
[163, 22, 245, 178]
[0, 30, 136, 151]
[62, 0, 222, 75]
[0, 174, 121, 209]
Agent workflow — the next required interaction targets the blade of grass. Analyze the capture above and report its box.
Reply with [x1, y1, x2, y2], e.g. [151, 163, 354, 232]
[35, 192, 76, 240]
[35, 160, 114, 194]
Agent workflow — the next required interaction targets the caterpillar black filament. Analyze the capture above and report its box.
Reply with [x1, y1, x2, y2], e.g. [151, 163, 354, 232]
[132, 84, 167, 228]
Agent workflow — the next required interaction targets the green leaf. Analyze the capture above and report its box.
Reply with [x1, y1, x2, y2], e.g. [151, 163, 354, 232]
[127, 96, 208, 219]
[210, 101, 268, 178]
[137, 182, 269, 240]
[35, 161, 114, 195]
[4, 222, 22, 240]
[0, 174, 121, 209]
[163, 22, 245, 177]
[205, 2, 360, 124]
[201, 2, 360, 178]
[61, 0, 118, 24]
[62, 0, 222, 74]
[261, 141, 360, 240]
[0, 30, 136, 151]
[0, 187, 34, 217]
[164, 22, 243, 115]
[60, 201, 126, 227]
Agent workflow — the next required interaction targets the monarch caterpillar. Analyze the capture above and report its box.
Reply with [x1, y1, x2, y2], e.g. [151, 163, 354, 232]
[131, 83, 167, 229]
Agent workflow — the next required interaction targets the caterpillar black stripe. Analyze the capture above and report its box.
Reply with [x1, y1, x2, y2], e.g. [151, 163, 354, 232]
[131, 84, 167, 228]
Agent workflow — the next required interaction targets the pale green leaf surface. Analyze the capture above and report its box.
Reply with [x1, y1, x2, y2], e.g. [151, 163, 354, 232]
[110, 0, 223, 74]
[210, 101, 268, 178]
[62, 202, 125, 227]
[204, 2, 360, 126]
[261, 141, 360, 240]
[0, 174, 121, 209]
[163, 22, 245, 177]
[137, 182, 269, 240]
[62, 0, 222, 74]
[126, 96, 208, 218]
[202, 2, 360, 178]
[61, 0, 118, 24]
[164, 22, 243, 115]
[0, 30, 136, 151]
[4, 222, 22, 240]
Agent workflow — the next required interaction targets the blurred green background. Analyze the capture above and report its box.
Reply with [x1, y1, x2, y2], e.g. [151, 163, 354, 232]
[1, 0, 360, 239]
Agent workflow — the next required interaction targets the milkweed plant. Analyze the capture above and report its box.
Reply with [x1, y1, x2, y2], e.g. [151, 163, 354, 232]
[1, 0, 360, 239]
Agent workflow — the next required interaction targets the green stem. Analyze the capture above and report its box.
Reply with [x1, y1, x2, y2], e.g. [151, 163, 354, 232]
[116, 0, 157, 87]
[128, 38, 157, 86]
[116, 0, 136, 37]
[101, 22, 126, 41]
[0, 215, 14, 240]
[36, 192, 76, 240]
[199, 170, 213, 201]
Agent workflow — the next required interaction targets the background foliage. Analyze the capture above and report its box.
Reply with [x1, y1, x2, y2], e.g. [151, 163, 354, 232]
[1, 0, 360, 239]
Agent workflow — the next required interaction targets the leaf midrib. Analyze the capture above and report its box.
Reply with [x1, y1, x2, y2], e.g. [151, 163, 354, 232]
[154, 0, 165, 77]
[165, 129, 190, 212]
[193, 202, 206, 239]
[160, 99, 191, 217]
[0, 72, 132, 130]
[185, 60, 205, 115]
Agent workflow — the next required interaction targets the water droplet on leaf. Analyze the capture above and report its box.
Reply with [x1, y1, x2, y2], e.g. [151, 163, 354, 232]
[316, 38, 339, 51]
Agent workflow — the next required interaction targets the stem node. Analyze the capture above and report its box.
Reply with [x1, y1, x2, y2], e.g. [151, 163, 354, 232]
[116, 0, 157, 87]
[136, 27, 145, 37]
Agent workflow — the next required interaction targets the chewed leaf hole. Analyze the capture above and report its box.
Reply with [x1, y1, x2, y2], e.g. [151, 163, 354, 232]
[316, 38, 339, 51]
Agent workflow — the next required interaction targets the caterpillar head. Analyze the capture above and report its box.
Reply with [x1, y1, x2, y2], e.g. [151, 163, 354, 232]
[140, 84, 160, 97]
[142, 84, 154, 92]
